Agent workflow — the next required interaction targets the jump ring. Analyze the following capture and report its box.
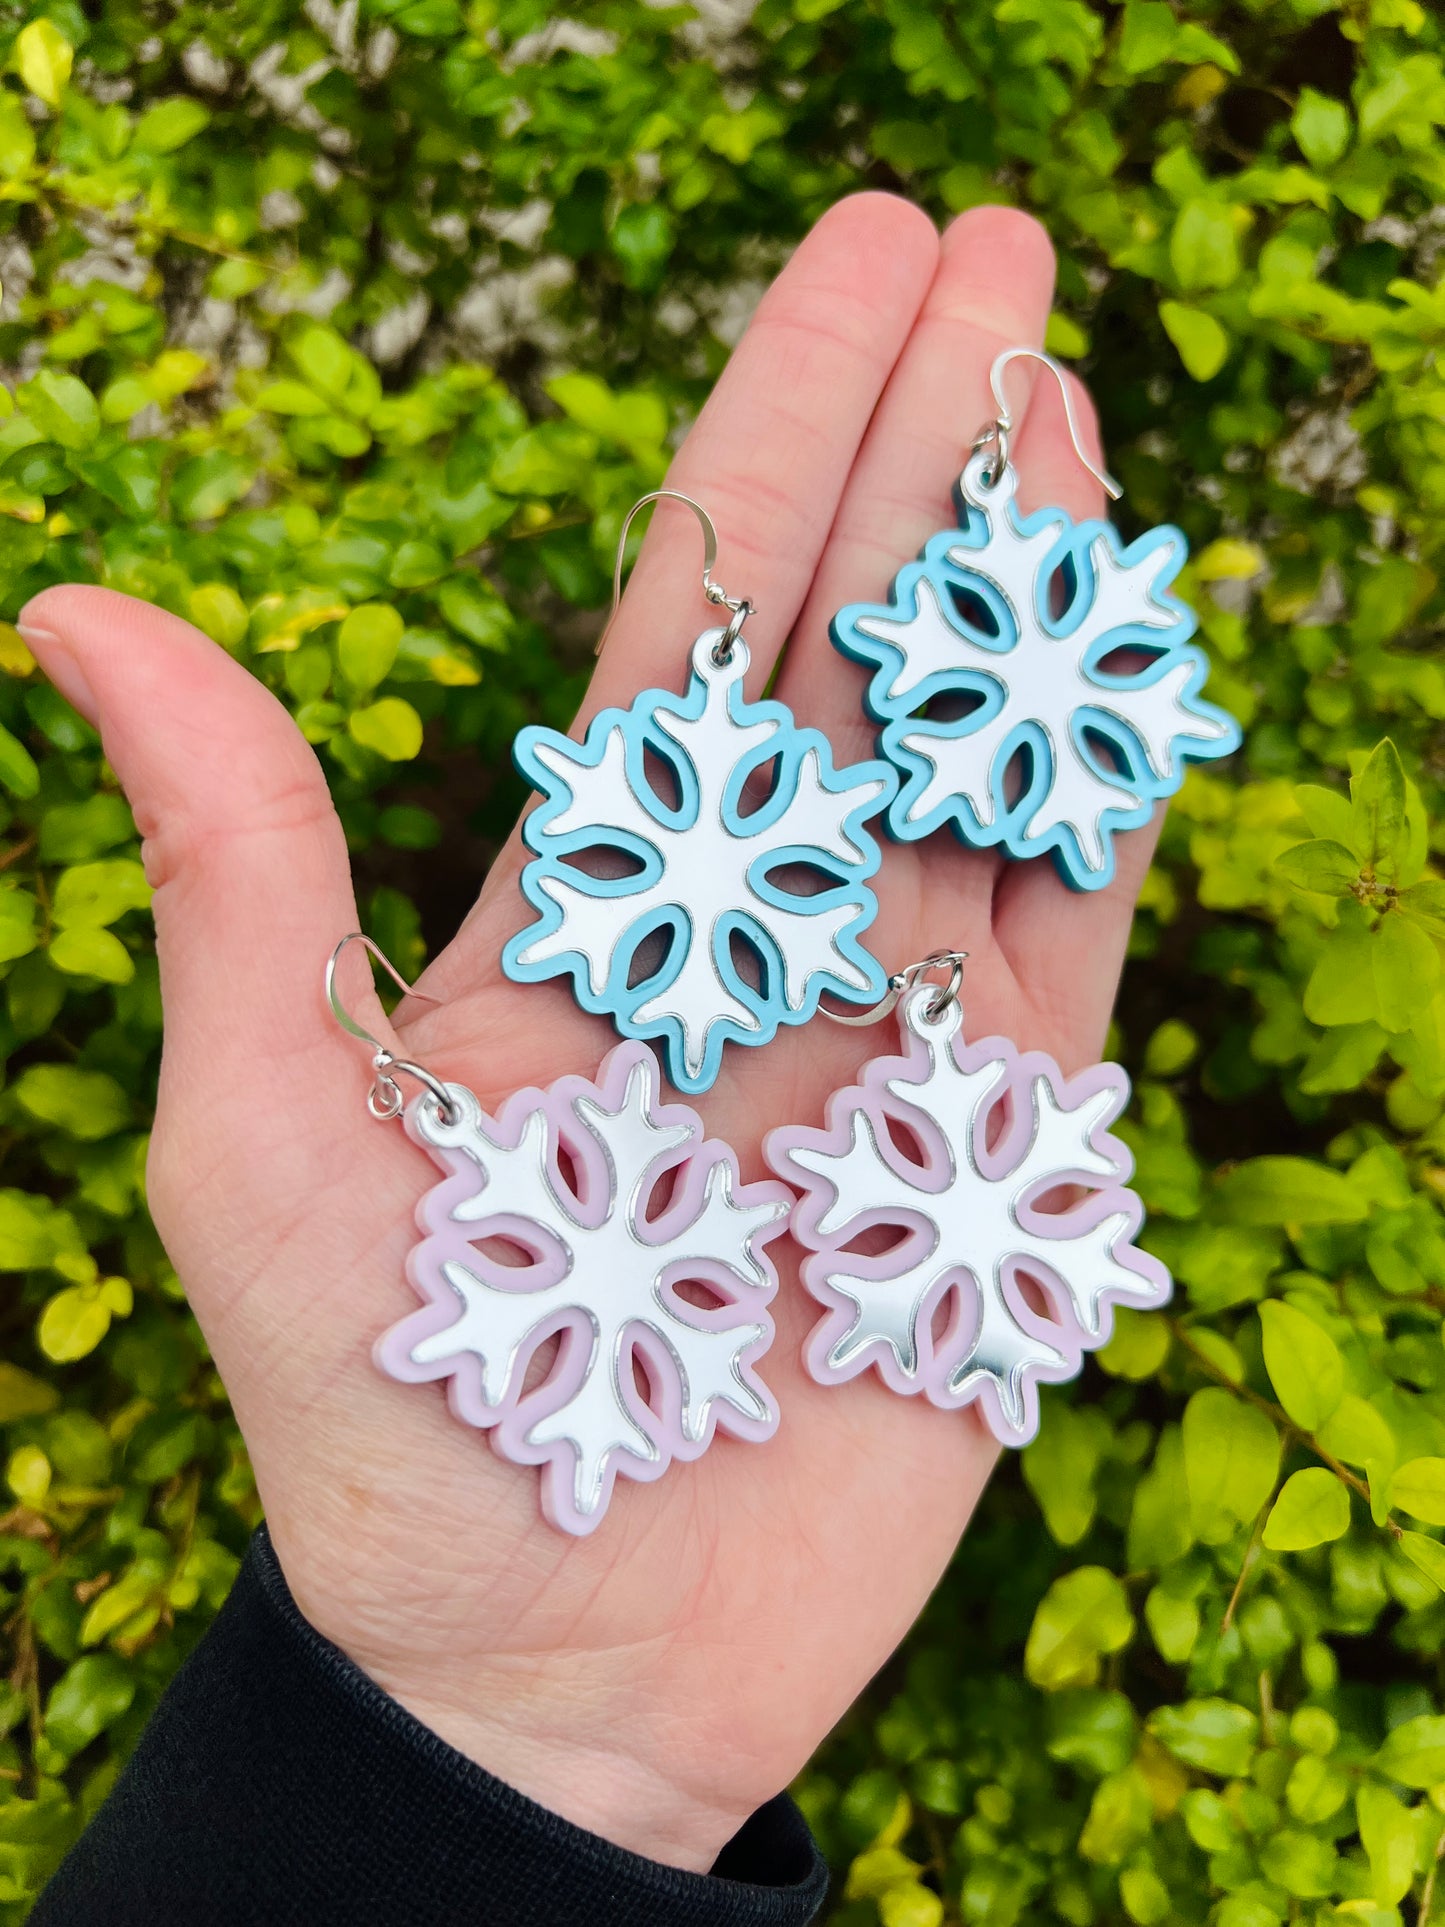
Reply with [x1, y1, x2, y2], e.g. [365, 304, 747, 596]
[711, 598, 754, 666]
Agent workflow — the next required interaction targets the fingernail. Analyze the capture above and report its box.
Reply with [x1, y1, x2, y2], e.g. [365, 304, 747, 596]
[16, 624, 97, 724]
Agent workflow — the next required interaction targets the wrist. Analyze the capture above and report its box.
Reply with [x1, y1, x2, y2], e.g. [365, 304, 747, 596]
[378, 1661, 750, 1873]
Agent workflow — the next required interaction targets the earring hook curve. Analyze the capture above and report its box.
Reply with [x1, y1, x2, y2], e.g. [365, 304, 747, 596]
[325, 932, 454, 1121]
[325, 931, 430, 1050]
[596, 488, 755, 659]
[818, 949, 969, 1028]
[979, 346, 1121, 502]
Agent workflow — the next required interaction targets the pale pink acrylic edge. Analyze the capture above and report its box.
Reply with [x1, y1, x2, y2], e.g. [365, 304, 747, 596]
[764, 1017, 1171, 1448]
[374, 1038, 793, 1535]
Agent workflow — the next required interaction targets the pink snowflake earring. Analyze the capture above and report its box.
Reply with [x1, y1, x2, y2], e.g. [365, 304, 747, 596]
[326, 934, 791, 1535]
[765, 952, 1170, 1447]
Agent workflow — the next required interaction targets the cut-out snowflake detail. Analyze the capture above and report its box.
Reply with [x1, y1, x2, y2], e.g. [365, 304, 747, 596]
[831, 452, 1240, 890]
[375, 1043, 791, 1534]
[503, 629, 897, 1094]
[766, 987, 1169, 1446]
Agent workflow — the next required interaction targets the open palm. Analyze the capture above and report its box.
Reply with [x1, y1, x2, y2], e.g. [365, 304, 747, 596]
[19, 195, 1161, 1873]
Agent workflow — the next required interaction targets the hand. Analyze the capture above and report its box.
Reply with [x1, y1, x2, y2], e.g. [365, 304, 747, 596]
[18, 195, 1159, 1874]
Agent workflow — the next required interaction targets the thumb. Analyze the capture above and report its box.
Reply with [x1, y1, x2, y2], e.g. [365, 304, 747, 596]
[19, 586, 359, 1102]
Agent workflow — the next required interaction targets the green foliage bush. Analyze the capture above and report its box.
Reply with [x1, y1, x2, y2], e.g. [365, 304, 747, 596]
[0, 0, 1441, 1918]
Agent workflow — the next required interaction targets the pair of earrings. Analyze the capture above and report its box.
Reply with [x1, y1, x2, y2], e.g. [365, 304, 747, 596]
[329, 350, 1235, 1536]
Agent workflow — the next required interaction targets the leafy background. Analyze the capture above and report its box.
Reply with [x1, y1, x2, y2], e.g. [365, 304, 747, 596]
[0, 0, 1441, 1920]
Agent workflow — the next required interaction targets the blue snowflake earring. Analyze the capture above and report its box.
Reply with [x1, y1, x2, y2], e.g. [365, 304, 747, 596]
[503, 491, 899, 1095]
[830, 349, 1241, 892]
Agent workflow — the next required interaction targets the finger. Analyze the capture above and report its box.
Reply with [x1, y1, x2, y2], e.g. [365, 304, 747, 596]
[986, 372, 1168, 1059]
[585, 191, 941, 715]
[774, 204, 1060, 770]
[17, 586, 358, 1097]
[430, 192, 941, 1008]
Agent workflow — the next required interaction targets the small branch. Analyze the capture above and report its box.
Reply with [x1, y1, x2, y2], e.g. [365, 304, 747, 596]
[1419, 1820, 1445, 1926]
[0, 831, 35, 874]
[1222, 1492, 1273, 1634]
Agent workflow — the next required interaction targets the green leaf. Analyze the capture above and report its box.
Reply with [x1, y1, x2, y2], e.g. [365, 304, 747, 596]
[14, 1065, 131, 1140]
[1399, 1531, 1445, 1592]
[1258, 1828, 1337, 1898]
[1218, 1156, 1366, 1225]
[878, 1885, 944, 1927]
[1159, 301, 1229, 381]
[14, 19, 73, 107]
[188, 584, 250, 650]
[0, 719, 39, 798]
[1023, 1567, 1135, 1690]
[1285, 1752, 1348, 1823]
[132, 97, 210, 152]
[170, 450, 256, 523]
[52, 859, 152, 930]
[1117, 0, 1237, 74]
[37, 1284, 114, 1363]
[0, 1360, 58, 1421]
[1274, 838, 1360, 895]
[1023, 1405, 1109, 1544]
[0, 885, 37, 963]
[348, 697, 423, 761]
[1304, 909, 1380, 1027]
[255, 379, 328, 417]
[1399, 879, 1445, 940]
[1356, 1783, 1417, 1906]
[1389, 1458, 1445, 1526]
[436, 577, 511, 650]
[18, 370, 99, 450]
[1144, 1586, 1200, 1663]
[1141, 1019, 1197, 1078]
[40, 796, 132, 864]
[1118, 1866, 1170, 1925]
[1078, 1766, 1154, 1865]
[388, 541, 447, 588]
[7, 1440, 50, 1504]
[1182, 1387, 1279, 1540]
[48, 927, 134, 984]
[1258, 1300, 1344, 1430]
[1293, 782, 1356, 846]
[1148, 1698, 1258, 1777]
[1097, 1306, 1171, 1380]
[0, 91, 36, 177]
[293, 326, 355, 398]
[337, 604, 403, 692]
[1262, 1469, 1350, 1550]
[1318, 1394, 1396, 1472]
[43, 1655, 134, 1760]
[1169, 201, 1241, 293]
[610, 202, 674, 289]
[1298, 1021, 1387, 1095]
[1292, 88, 1351, 169]
[1373, 914, 1440, 1032]
[1127, 1424, 1193, 1569]
[547, 373, 668, 454]
[1352, 739, 1409, 883]
[1045, 1689, 1138, 1777]
[1375, 1714, 1445, 1788]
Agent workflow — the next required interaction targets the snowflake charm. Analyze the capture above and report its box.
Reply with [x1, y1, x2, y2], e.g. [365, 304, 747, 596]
[503, 629, 897, 1094]
[765, 986, 1170, 1446]
[830, 452, 1240, 891]
[375, 1044, 792, 1535]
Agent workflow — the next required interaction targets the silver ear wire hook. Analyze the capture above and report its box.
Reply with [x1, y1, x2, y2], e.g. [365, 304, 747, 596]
[819, 950, 969, 1028]
[325, 932, 457, 1123]
[596, 488, 755, 663]
[972, 347, 1121, 502]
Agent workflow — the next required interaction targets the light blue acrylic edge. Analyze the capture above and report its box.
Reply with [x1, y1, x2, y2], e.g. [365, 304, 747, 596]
[830, 492, 1243, 893]
[501, 664, 899, 1095]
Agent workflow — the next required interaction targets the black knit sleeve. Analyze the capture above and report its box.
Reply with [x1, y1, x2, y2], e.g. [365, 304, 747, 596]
[32, 1527, 828, 1927]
